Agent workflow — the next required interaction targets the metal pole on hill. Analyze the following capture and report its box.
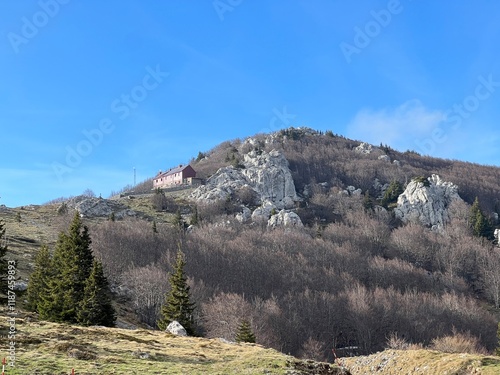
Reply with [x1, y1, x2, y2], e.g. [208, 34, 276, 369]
[2, 357, 5, 375]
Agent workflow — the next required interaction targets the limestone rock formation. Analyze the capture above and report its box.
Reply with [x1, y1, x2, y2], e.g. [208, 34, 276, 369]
[236, 207, 252, 223]
[66, 197, 136, 219]
[354, 142, 375, 154]
[268, 210, 303, 228]
[190, 150, 299, 209]
[166, 321, 187, 336]
[394, 174, 462, 229]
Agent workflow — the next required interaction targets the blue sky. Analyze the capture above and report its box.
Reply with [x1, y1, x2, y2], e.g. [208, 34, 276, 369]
[1, 1, 500, 207]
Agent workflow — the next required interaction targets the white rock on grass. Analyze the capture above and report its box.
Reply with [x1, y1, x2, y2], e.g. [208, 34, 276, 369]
[166, 321, 187, 336]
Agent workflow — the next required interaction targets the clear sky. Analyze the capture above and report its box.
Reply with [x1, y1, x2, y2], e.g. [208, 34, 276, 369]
[1, 1, 500, 207]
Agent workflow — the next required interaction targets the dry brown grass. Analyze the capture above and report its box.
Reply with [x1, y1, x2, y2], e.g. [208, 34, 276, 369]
[343, 349, 500, 375]
[0, 314, 348, 375]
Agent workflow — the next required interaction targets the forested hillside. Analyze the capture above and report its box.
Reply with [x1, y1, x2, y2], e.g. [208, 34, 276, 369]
[7, 127, 500, 364]
[88, 128, 500, 361]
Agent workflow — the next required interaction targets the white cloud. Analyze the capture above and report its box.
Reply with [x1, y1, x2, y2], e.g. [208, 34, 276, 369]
[346, 99, 447, 151]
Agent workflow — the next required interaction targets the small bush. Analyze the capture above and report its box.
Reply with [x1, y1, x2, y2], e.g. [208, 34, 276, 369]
[385, 332, 410, 350]
[429, 330, 487, 354]
[412, 176, 430, 187]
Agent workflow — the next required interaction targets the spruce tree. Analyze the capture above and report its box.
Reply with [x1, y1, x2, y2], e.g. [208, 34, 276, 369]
[0, 221, 8, 303]
[363, 190, 374, 211]
[235, 320, 256, 343]
[470, 197, 494, 240]
[39, 212, 94, 322]
[77, 261, 116, 327]
[381, 180, 403, 208]
[26, 245, 52, 312]
[157, 250, 195, 335]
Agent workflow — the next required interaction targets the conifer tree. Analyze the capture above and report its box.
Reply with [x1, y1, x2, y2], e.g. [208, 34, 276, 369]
[173, 209, 186, 230]
[363, 190, 374, 211]
[235, 320, 256, 343]
[470, 197, 494, 240]
[190, 206, 199, 226]
[26, 245, 52, 312]
[77, 261, 116, 327]
[381, 180, 403, 208]
[157, 250, 195, 335]
[0, 221, 8, 303]
[39, 212, 94, 322]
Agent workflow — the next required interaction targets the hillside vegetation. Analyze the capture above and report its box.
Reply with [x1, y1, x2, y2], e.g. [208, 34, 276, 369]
[1, 128, 500, 368]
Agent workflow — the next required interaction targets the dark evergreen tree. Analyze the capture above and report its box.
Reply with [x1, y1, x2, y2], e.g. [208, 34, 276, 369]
[39, 212, 94, 322]
[173, 209, 185, 230]
[157, 250, 195, 335]
[26, 245, 52, 312]
[190, 206, 199, 226]
[381, 180, 403, 208]
[152, 220, 158, 234]
[470, 197, 494, 240]
[235, 320, 256, 343]
[77, 261, 116, 327]
[0, 221, 8, 303]
[363, 190, 374, 211]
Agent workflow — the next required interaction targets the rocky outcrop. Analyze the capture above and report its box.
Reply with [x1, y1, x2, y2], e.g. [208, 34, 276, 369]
[268, 210, 303, 228]
[166, 321, 187, 336]
[65, 196, 136, 219]
[236, 207, 252, 223]
[190, 150, 299, 209]
[394, 174, 462, 229]
[354, 142, 375, 154]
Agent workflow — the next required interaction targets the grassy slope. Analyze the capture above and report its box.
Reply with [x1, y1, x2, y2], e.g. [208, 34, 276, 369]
[342, 349, 500, 375]
[0, 315, 347, 375]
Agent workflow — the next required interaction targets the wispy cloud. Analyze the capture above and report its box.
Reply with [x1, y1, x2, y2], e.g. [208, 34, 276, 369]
[346, 99, 446, 151]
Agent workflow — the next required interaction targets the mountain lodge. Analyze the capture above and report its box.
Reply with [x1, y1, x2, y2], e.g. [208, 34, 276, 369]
[153, 164, 199, 189]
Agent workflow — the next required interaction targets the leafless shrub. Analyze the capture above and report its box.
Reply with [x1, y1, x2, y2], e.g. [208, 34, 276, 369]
[429, 329, 487, 354]
[122, 264, 170, 327]
[299, 337, 327, 361]
[385, 332, 410, 350]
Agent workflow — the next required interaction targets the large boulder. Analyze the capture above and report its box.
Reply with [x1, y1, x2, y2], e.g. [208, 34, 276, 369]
[65, 196, 136, 219]
[190, 150, 299, 209]
[394, 174, 462, 229]
[268, 210, 303, 228]
[166, 321, 187, 336]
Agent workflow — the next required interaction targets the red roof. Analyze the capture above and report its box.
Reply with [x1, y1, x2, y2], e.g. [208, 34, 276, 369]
[156, 165, 193, 179]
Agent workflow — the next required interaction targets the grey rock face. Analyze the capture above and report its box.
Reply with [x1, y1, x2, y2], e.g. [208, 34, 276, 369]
[394, 174, 462, 228]
[355, 142, 375, 154]
[65, 196, 136, 219]
[268, 210, 303, 228]
[190, 150, 299, 209]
